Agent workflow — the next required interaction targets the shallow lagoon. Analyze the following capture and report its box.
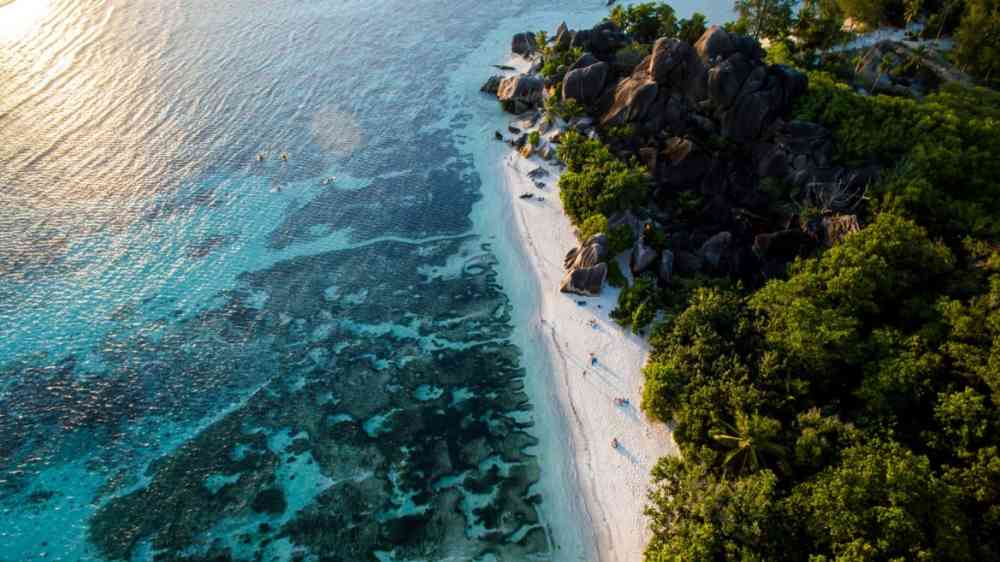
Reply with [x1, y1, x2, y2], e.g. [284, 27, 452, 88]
[0, 0, 727, 559]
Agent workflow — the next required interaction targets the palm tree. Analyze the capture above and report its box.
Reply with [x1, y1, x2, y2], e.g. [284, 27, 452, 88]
[711, 411, 787, 475]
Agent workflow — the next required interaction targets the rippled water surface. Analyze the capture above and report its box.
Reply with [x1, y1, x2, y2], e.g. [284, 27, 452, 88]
[0, 0, 732, 559]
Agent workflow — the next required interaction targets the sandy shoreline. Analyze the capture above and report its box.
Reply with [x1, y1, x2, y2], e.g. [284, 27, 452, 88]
[479, 52, 676, 558]
[497, 148, 676, 562]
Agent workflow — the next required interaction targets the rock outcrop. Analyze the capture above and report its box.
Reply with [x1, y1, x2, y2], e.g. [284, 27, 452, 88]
[485, 24, 882, 287]
[512, 32, 538, 57]
[698, 231, 735, 274]
[497, 75, 544, 113]
[658, 249, 674, 284]
[599, 25, 805, 144]
[481, 75, 502, 94]
[560, 264, 608, 296]
[629, 238, 658, 276]
[562, 61, 610, 104]
[660, 137, 710, 189]
[601, 73, 659, 127]
[561, 234, 609, 296]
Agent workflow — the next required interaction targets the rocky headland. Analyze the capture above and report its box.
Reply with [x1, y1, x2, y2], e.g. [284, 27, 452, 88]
[485, 21, 878, 303]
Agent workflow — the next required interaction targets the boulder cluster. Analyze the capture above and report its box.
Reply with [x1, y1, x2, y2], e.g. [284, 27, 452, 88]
[561, 234, 609, 296]
[487, 22, 877, 293]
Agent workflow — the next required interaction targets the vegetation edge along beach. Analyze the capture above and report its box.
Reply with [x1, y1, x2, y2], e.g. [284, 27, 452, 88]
[482, 0, 1000, 560]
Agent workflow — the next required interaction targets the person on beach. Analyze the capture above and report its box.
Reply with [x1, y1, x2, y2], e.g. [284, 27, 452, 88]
[611, 438, 619, 449]
[590, 352, 597, 366]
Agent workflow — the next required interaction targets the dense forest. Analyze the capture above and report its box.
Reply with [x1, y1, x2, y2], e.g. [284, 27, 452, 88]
[520, 0, 1000, 559]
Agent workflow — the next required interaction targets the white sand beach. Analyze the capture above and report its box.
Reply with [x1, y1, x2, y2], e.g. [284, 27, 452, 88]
[468, 53, 677, 561]
[458, 30, 683, 559]
[495, 146, 677, 562]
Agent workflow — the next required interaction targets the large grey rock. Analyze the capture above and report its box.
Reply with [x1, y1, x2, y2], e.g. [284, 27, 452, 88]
[554, 23, 573, 51]
[694, 26, 735, 64]
[648, 38, 706, 101]
[512, 32, 538, 57]
[658, 249, 675, 284]
[570, 21, 627, 56]
[570, 52, 600, 71]
[695, 26, 764, 64]
[707, 53, 752, 109]
[497, 74, 544, 107]
[661, 137, 710, 188]
[698, 231, 733, 271]
[752, 142, 787, 178]
[480, 75, 502, 94]
[600, 75, 659, 127]
[629, 240, 659, 276]
[564, 233, 609, 269]
[561, 234, 610, 295]
[560, 263, 608, 296]
[755, 119, 833, 180]
[717, 65, 807, 142]
[563, 62, 609, 104]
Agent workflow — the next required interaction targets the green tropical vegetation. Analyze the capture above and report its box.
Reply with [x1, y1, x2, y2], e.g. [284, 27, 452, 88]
[608, 2, 709, 45]
[733, 0, 797, 39]
[631, 2, 1000, 558]
[643, 212, 1000, 560]
[556, 131, 650, 224]
[526, 2, 1000, 556]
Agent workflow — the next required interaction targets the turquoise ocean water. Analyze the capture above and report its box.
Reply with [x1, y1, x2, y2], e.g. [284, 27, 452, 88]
[0, 1, 729, 560]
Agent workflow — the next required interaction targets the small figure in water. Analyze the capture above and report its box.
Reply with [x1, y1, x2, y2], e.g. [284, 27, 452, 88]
[280, 152, 289, 161]
[256, 152, 265, 162]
